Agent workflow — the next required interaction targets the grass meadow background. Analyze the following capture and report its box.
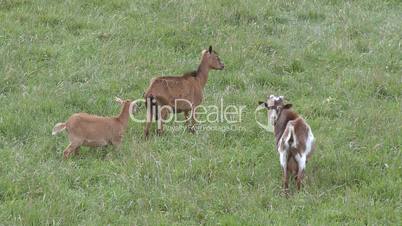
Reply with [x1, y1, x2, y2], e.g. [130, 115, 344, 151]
[1, 0, 401, 224]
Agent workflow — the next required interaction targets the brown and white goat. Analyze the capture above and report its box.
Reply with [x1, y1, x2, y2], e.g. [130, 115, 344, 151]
[143, 46, 224, 137]
[260, 95, 315, 192]
[52, 98, 137, 159]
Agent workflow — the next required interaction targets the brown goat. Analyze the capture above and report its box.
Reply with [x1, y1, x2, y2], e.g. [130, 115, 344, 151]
[143, 46, 224, 137]
[260, 95, 315, 192]
[52, 98, 137, 159]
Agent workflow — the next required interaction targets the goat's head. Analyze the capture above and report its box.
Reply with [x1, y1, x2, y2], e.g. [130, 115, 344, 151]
[259, 95, 292, 125]
[115, 97, 137, 113]
[202, 46, 224, 70]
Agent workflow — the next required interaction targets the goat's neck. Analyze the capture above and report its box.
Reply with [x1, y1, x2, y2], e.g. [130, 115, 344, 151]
[196, 58, 210, 88]
[116, 104, 130, 128]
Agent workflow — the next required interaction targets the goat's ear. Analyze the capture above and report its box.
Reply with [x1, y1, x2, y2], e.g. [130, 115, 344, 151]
[283, 104, 292, 109]
[115, 97, 123, 104]
[208, 46, 212, 53]
[258, 101, 268, 108]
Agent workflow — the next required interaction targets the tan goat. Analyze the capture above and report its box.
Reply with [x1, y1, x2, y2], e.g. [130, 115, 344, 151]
[143, 46, 224, 137]
[52, 98, 137, 159]
[260, 95, 315, 192]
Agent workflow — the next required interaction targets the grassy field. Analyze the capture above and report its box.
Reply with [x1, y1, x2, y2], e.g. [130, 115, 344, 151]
[1, 0, 401, 224]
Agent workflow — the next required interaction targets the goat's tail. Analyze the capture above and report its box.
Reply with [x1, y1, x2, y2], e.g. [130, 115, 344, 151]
[286, 123, 297, 148]
[52, 122, 66, 135]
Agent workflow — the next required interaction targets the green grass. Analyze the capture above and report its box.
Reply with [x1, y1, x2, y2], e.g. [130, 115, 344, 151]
[1, 0, 401, 224]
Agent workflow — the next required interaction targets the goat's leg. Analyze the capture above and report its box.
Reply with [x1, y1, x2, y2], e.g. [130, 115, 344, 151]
[283, 168, 290, 197]
[63, 144, 72, 159]
[283, 167, 289, 190]
[188, 109, 197, 133]
[184, 110, 194, 133]
[74, 146, 81, 156]
[63, 143, 79, 159]
[279, 150, 289, 192]
[296, 169, 305, 191]
[295, 154, 307, 191]
[144, 122, 151, 138]
[157, 108, 168, 136]
[144, 96, 154, 138]
[184, 111, 191, 128]
[111, 135, 123, 150]
[144, 107, 153, 138]
[157, 120, 163, 136]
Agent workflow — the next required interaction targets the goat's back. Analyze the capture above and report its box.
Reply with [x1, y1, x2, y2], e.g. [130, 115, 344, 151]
[145, 75, 202, 108]
[66, 113, 120, 141]
[287, 117, 314, 157]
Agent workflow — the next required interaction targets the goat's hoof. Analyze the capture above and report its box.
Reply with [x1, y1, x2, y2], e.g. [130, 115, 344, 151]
[157, 129, 164, 136]
[281, 189, 290, 197]
[144, 133, 149, 139]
